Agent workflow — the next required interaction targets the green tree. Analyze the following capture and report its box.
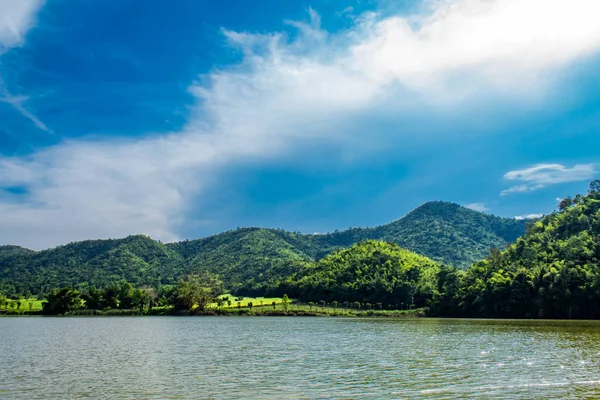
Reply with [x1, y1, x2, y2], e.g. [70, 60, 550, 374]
[132, 288, 155, 312]
[42, 288, 82, 315]
[558, 197, 573, 212]
[282, 294, 290, 311]
[82, 287, 103, 310]
[173, 272, 222, 311]
[331, 300, 338, 311]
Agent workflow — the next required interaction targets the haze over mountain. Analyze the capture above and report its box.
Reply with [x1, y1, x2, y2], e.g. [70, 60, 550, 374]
[0, 202, 526, 295]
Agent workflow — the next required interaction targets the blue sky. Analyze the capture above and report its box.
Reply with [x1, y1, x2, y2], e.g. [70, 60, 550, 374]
[1, 0, 599, 249]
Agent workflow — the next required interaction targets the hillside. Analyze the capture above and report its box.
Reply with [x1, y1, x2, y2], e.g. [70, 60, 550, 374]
[456, 181, 600, 319]
[0, 202, 526, 295]
[0, 236, 185, 295]
[318, 201, 526, 266]
[284, 240, 441, 308]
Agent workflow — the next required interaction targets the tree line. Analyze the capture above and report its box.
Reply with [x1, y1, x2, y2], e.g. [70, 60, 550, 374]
[36, 272, 222, 315]
[2, 180, 599, 319]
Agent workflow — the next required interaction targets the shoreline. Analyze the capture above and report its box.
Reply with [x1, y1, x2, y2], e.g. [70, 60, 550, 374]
[1, 308, 425, 318]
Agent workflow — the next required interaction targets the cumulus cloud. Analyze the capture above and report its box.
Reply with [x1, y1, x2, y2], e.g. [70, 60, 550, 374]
[501, 163, 596, 196]
[465, 203, 489, 212]
[4, 0, 600, 248]
[515, 213, 544, 220]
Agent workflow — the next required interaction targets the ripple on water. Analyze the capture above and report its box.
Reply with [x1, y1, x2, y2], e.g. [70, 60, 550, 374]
[1, 317, 600, 399]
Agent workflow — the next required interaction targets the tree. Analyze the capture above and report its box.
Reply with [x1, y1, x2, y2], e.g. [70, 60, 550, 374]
[42, 288, 82, 315]
[82, 287, 103, 310]
[173, 272, 222, 311]
[331, 301, 338, 311]
[248, 302, 253, 309]
[132, 288, 155, 312]
[282, 294, 290, 311]
[118, 282, 135, 309]
[319, 300, 326, 309]
[589, 179, 600, 193]
[102, 283, 122, 309]
[558, 197, 573, 212]
[308, 301, 314, 311]
[272, 301, 277, 310]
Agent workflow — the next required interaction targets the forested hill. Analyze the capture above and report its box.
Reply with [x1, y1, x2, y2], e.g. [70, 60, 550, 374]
[283, 240, 442, 308]
[347, 201, 526, 266]
[0, 202, 526, 295]
[457, 182, 600, 319]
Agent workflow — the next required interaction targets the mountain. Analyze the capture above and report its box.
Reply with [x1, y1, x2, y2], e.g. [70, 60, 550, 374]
[457, 182, 600, 319]
[323, 201, 527, 267]
[0, 201, 527, 295]
[285, 240, 441, 308]
[0, 235, 186, 295]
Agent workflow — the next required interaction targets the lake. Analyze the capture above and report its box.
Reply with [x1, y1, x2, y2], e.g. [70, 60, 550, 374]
[1, 317, 600, 399]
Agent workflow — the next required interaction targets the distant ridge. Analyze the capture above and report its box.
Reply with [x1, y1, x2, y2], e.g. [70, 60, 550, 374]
[0, 202, 527, 294]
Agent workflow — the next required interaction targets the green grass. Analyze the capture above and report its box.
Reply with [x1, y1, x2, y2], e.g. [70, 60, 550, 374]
[208, 297, 424, 317]
[212, 295, 289, 309]
[0, 298, 44, 314]
[200, 304, 424, 317]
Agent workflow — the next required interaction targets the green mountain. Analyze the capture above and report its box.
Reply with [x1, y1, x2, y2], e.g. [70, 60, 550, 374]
[457, 182, 600, 319]
[0, 201, 526, 296]
[285, 240, 441, 308]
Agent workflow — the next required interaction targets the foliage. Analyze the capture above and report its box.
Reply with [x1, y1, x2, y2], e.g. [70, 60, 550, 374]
[42, 288, 83, 315]
[454, 182, 600, 319]
[172, 272, 222, 311]
[0, 202, 525, 296]
[285, 240, 441, 308]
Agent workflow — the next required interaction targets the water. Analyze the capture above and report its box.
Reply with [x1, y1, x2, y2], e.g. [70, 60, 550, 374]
[1, 317, 600, 399]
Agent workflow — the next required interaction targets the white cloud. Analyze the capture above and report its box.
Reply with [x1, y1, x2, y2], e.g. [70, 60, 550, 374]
[501, 163, 596, 196]
[0, 0, 48, 131]
[4, 0, 600, 248]
[465, 203, 489, 212]
[0, 0, 43, 50]
[515, 213, 544, 220]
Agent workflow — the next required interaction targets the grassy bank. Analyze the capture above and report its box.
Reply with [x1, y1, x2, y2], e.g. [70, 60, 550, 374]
[0, 298, 44, 315]
[1, 294, 424, 318]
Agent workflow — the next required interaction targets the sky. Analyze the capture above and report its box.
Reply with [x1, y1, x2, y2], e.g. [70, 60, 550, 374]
[0, 0, 599, 250]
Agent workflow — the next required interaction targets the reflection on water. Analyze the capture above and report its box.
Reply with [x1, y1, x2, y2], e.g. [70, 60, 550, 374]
[1, 317, 600, 399]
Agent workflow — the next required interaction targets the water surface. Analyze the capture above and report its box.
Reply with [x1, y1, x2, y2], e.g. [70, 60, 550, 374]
[1, 317, 600, 399]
